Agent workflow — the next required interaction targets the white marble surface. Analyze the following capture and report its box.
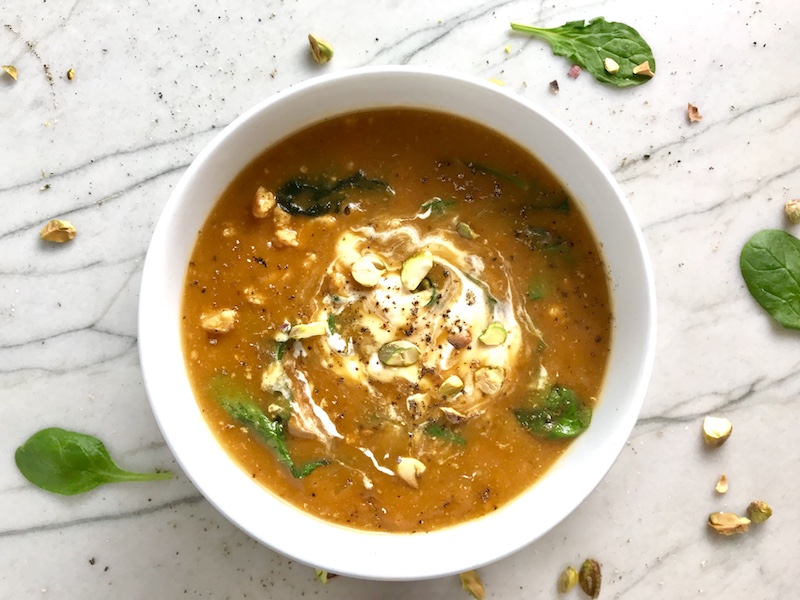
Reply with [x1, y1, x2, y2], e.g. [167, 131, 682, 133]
[2, 0, 799, 597]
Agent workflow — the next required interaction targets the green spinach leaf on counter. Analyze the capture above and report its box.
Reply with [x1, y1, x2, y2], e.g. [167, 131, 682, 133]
[740, 229, 800, 330]
[510, 17, 655, 87]
[15, 428, 172, 495]
[515, 386, 592, 439]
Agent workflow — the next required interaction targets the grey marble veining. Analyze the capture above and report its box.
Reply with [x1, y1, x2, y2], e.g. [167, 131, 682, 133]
[2, 0, 799, 597]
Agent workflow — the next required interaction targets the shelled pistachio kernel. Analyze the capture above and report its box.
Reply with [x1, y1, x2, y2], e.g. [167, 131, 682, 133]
[39, 219, 77, 243]
[308, 34, 333, 63]
[456, 221, 477, 239]
[557, 566, 578, 593]
[474, 366, 504, 394]
[785, 199, 800, 224]
[603, 57, 620, 74]
[66, 68, 75, 80]
[746, 500, 772, 524]
[378, 340, 421, 367]
[708, 512, 750, 535]
[438, 375, 464, 397]
[400, 250, 433, 291]
[578, 559, 602, 599]
[478, 322, 507, 345]
[351, 255, 386, 287]
[288, 321, 328, 339]
[702, 416, 732, 447]
[459, 570, 485, 600]
[396, 456, 426, 488]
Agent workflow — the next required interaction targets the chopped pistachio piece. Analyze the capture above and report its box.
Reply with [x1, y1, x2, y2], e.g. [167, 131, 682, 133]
[478, 322, 507, 346]
[351, 255, 386, 287]
[603, 57, 620, 74]
[578, 559, 601, 599]
[66, 68, 75, 80]
[39, 219, 77, 243]
[378, 340, 421, 367]
[715, 473, 728, 494]
[2, 65, 18, 80]
[289, 321, 328, 339]
[459, 570, 485, 600]
[456, 221, 477, 239]
[308, 34, 333, 63]
[401, 250, 434, 291]
[708, 512, 750, 535]
[557, 565, 578, 593]
[746, 500, 772, 524]
[440, 406, 468, 424]
[439, 375, 464, 397]
[785, 199, 800, 224]
[632, 60, 655, 77]
[474, 366, 504, 394]
[396, 456, 426, 488]
[201, 309, 236, 334]
[702, 416, 732, 447]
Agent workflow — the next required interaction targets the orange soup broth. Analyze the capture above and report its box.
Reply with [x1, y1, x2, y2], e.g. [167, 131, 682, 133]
[182, 109, 611, 532]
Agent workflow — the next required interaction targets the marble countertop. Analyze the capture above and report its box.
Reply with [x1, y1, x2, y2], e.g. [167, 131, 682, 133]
[2, 0, 799, 597]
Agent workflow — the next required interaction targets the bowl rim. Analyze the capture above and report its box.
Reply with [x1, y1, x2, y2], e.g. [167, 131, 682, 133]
[139, 65, 657, 581]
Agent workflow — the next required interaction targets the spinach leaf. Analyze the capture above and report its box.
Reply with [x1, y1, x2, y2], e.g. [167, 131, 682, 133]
[424, 422, 466, 446]
[527, 280, 545, 301]
[515, 227, 569, 252]
[213, 378, 327, 478]
[740, 229, 800, 329]
[515, 386, 592, 439]
[276, 170, 391, 216]
[462, 160, 570, 212]
[15, 428, 171, 495]
[510, 17, 655, 88]
[327, 313, 337, 334]
[420, 197, 455, 216]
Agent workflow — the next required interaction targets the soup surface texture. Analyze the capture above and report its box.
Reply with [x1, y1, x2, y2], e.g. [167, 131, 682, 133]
[182, 109, 611, 532]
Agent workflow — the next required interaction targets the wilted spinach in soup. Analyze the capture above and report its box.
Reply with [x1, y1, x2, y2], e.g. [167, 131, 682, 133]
[182, 109, 611, 532]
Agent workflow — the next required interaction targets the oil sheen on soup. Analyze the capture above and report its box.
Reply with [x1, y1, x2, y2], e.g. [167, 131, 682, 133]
[182, 109, 611, 533]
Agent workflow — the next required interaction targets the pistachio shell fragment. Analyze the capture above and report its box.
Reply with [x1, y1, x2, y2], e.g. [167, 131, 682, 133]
[715, 473, 728, 494]
[378, 340, 421, 367]
[308, 34, 333, 64]
[703, 416, 732, 447]
[578, 559, 601, 599]
[396, 456, 426, 488]
[351, 255, 386, 287]
[478, 322, 507, 346]
[474, 366, 504, 394]
[289, 321, 328, 339]
[746, 500, 772, 524]
[456, 221, 477, 239]
[557, 565, 578, 593]
[708, 512, 750, 535]
[401, 251, 433, 291]
[603, 57, 620, 74]
[2, 65, 18, 80]
[459, 570, 485, 600]
[439, 375, 464, 397]
[39, 219, 77, 243]
[440, 406, 468, 424]
[201, 309, 236, 334]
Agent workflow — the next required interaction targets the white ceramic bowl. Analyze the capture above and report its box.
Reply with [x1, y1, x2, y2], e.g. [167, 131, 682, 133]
[139, 66, 656, 581]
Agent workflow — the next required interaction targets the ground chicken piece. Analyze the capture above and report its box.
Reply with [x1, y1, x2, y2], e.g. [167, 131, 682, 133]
[273, 207, 299, 247]
[201, 309, 236, 334]
[252, 187, 276, 218]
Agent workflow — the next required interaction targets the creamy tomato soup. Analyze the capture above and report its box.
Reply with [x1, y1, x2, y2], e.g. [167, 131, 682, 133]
[181, 109, 611, 532]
